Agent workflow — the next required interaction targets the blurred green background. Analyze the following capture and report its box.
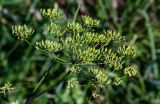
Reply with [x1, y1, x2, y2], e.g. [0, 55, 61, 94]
[0, 0, 160, 104]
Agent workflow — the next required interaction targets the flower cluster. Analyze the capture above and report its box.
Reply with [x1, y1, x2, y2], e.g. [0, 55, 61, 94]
[46, 23, 63, 37]
[104, 49, 124, 70]
[124, 66, 137, 77]
[77, 47, 100, 64]
[81, 15, 100, 27]
[104, 30, 125, 41]
[113, 77, 123, 85]
[12, 8, 137, 98]
[89, 68, 109, 88]
[67, 78, 79, 88]
[0, 83, 14, 96]
[67, 22, 83, 33]
[118, 44, 136, 56]
[40, 8, 61, 19]
[12, 25, 34, 40]
[35, 40, 62, 53]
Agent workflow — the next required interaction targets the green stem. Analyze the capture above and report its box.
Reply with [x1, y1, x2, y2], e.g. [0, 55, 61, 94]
[108, 70, 116, 77]
[51, 54, 69, 64]
[73, 4, 81, 23]
[25, 40, 32, 46]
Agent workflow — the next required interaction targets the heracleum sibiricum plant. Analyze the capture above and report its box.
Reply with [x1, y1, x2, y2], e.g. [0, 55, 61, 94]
[12, 8, 137, 100]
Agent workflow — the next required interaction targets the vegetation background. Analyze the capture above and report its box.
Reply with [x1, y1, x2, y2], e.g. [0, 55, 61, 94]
[0, 0, 160, 104]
